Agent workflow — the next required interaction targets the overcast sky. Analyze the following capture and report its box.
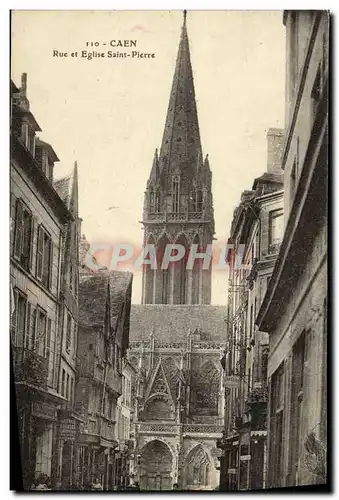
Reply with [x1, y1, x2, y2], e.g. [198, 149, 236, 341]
[11, 10, 285, 304]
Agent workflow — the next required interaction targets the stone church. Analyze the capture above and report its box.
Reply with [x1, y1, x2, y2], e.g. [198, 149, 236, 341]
[128, 12, 226, 491]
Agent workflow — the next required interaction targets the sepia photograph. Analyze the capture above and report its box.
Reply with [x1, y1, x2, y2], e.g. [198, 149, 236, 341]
[9, 9, 329, 492]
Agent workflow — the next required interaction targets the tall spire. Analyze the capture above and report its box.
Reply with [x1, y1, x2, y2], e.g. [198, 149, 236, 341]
[158, 10, 203, 187]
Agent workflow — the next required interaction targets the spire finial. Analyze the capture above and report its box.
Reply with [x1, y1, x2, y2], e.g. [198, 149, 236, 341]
[183, 9, 187, 25]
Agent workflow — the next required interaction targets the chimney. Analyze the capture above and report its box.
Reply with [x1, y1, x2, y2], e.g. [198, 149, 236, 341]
[266, 128, 285, 174]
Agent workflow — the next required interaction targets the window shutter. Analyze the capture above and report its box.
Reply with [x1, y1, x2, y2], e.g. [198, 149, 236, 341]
[29, 219, 35, 271]
[14, 199, 23, 259]
[36, 226, 43, 279]
[48, 239, 53, 290]
[45, 317, 52, 359]
[31, 307, 38, 351]
[24, 302, 32, 349]
[10, 289, 18, 345]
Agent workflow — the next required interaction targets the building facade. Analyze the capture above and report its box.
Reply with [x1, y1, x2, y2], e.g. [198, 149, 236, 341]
[218, 129, 285, 491]
[75, 271, 133, 490]
[113, 359, 137, 489]
[10, 74, 79, 490]
[128, 12, 225, 491]
[256, 11, 328, 488]
[52, 162, 87, 489]
[129, 306, 225, 491]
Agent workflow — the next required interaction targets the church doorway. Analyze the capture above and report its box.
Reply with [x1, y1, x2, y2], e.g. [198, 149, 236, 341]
[139, 440, 173, 491]
[182, 445, 211, 490]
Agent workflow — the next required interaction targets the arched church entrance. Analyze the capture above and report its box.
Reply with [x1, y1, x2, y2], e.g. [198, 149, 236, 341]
[139, 440, 173, 491]
[182, 445, 211, 490]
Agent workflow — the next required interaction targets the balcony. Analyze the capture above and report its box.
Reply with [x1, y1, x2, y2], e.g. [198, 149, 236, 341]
[182, 424, 223, 435]
[143, 211, 206, 223]
[12, 346, 48, 389]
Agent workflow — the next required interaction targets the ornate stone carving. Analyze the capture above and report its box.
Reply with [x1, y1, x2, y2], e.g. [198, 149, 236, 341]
[190, 361, 219, 416]
[183, 424, 223, 434]
[139, 423, 179, 433]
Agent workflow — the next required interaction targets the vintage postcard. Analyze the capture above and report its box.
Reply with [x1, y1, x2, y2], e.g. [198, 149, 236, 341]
[10, 10, 328, 491]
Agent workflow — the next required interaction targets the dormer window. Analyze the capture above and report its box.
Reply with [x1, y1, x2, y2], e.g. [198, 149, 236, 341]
[21, 122, 35, 157]
[172, 176, 180, 213]
[35, 141, 56, 183]
[41, 151, 51, 180]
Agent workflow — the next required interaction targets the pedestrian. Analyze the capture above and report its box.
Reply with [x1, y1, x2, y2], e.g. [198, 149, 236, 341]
[92, 477, 103, 491]
[32, 474, 51, 491]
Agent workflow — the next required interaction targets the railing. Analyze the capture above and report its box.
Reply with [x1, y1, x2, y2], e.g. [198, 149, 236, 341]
[12, 346, 48, 389]
[144, 212, 205, 223]
[137, 422, 223, 434]
[130, 341, 224, 351]
[191, 341, 224, 350]
[129, 341, 151, 350]
[138, 423, 179, 433]
[155, 342, 186, 350]
[183, 424, 223, 434]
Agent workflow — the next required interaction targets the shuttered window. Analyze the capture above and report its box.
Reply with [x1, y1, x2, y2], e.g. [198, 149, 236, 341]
[11, 289, 27, 348]
[36, 308, 47, 357]
[45, 317, 52, 359]
[36, 225, 53, 289]
[14, 199, 33, 270]
[66, 312, 72, 353]
[24, 302, 32, 349]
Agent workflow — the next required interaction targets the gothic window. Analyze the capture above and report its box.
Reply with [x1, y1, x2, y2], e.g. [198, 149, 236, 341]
[172, 176, 180, 213]
[173, 234, 188, 305]
[149, 188, 155, 213]
[192, 235, 201, 304]
[196, 190, 203, 212]
[161, 269, 169, 304]
[163, 357, 180, 400]
[179, 257, 186, 304]
[158, 236, 170, 304]
[192, 361, 219, 415]
[155, 190, 161, 213]
[144, 235, 155, 304]
[143, 397, 173, 421]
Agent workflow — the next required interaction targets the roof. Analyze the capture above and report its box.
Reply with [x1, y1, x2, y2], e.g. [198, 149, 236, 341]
[252, 172, 284, 190]
[109, 271, 133, 332]
[54, 174, 72, 208]
[79, 273, 109, 327]
[156, 13, 204, 188]
[129, 304, 226, 343]
[79, 271, 133, 334]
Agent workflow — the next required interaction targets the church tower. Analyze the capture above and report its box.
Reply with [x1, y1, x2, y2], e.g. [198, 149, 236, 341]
[142, 11, 215, 305]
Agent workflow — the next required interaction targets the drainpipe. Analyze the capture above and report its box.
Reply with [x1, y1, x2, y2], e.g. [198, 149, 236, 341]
[56, 228, 66, 392]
